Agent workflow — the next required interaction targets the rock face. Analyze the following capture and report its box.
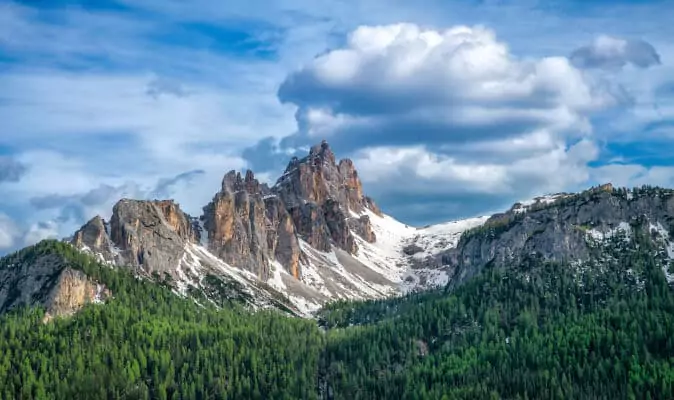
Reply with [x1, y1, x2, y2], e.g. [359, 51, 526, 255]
[264, 195, 302, 279]
[202, 170, 301, 280]
[109, 199, 194, 274]
[441, 185, 674, 286]
[43, 268, 111, 322]
[71, 216, 116, 263]
[71, 199, 198, 276]
[273, 140, 380, 254]
[0, 250, 110, 321]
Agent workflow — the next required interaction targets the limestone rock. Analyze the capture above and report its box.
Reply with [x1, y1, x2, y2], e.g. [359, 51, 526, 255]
[0, 251, 109, 322]
[71, 216, 117, 263]
[264, 196, 301, 279]
[273, 140, 380, 254]
[349, 215, 377, 244]
[109, 199, 191, 274]
[442, 186, 674, 287]
[43, 268, 111, 322]
[202, 170, 275, 280]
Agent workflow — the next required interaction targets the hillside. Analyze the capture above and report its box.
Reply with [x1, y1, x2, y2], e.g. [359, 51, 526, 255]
[2, 218, 674, 398]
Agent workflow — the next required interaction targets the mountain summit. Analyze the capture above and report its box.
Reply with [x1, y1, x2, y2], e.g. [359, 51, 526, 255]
[32, 144, 674, 317]
[68, 141, 449, 314]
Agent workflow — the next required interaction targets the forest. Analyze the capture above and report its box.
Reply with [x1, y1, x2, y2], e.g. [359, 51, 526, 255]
[1, 223, 674, 399]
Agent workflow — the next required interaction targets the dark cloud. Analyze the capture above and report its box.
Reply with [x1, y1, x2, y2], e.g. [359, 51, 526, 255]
[242, 136, 308, 178]
[0, 157, 27, 183]
[151, 169, 205, 198]
[145, 77, 190, 99]
[570, 36, 661, 70]
[371, 191, 509, 226]
[29, 169, 206, 230]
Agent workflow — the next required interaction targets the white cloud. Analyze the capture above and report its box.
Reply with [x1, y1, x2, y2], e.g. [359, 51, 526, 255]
[272, 23, 621, 206]
[354, 139, 599, 197]
[1, 71, 294, 165]
[570, 35, 661, 70]
[22, 221, 60, 247]
[591, 163, 674, 189]
[0, 213, 19, 250]
[279, 24, 619, 153]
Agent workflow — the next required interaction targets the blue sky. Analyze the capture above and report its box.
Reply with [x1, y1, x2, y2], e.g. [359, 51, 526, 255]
[1, 0, 674, 253]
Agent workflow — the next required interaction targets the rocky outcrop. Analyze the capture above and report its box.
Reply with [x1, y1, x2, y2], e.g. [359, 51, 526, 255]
[43, 268, 111, 322]
[264, 196, 301, 279]
[202, 170, 301, 280]
[273, 140, 380, 254]
[348, 215, 377, 244]
[442, 186, 674, 286]
[108, 199, 193, 274]
[154, 200, 199, 243]
[0, 251, 109, 321]
[71, 216, 117, 263]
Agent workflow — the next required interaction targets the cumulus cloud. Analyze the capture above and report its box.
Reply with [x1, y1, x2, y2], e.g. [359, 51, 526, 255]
[570, 35, 661, 70]
[279, 24, 617, 150]
[0, 157, 27, 183]
[353, 139, 598, 197]
[274, 24, 623, 163]
[250, 23, 625, 220]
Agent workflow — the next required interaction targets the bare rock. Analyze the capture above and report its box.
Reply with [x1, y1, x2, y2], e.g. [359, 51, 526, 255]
[109, 199, 191, 274]
[402, 243, 424, 256]
[0, 251, 110, 322]
[264, 196, 302, 278]
[348, 215, 377, 244]
[203, 170, 274, 280]
[43, 268, 111, 322]
[71, 216, 117, 263]
[273, 140, 381, 254]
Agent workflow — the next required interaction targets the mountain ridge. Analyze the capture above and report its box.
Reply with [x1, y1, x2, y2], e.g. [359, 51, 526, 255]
[7, 141, 674, 318]
[67, 140, 478, 315]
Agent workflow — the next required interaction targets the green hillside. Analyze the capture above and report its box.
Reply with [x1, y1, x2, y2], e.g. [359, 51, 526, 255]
[2, 229, 674, 399]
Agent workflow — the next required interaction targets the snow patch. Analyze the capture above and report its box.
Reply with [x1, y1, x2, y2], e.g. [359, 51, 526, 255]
[401, 268, 449, 293]
[512, 193, 569, 214]
[268, 261, 287, 292]
[409, 216, 490, 260]
[586, 221, 631, 242]
[648, 222, 674, 283]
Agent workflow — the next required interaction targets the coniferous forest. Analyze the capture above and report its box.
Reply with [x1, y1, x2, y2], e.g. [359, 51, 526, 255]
[2, 227, 674, 399]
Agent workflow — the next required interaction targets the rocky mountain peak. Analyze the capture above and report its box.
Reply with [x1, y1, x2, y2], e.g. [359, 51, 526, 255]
[309, 139, 336, 164]
[202, 168, 299, 280]
[221, 169, 269, 195]
[274, 140, 379, 214]
[74, 199, 195, 275]
[64, 141, 402, 314]
[270, 141, 380, 254]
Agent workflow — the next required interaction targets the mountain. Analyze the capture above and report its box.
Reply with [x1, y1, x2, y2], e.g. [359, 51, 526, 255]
[68, 140, 489, 315]
[3, 206, 674, 398]
[437, 184, 674, 288]
[3, 150, 674, 397]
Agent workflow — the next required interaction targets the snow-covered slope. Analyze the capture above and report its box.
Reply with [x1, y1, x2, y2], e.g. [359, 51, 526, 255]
[511, 193, 570, 214]
[255, 209, 488, 313]
[408, 217, 491, 260]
